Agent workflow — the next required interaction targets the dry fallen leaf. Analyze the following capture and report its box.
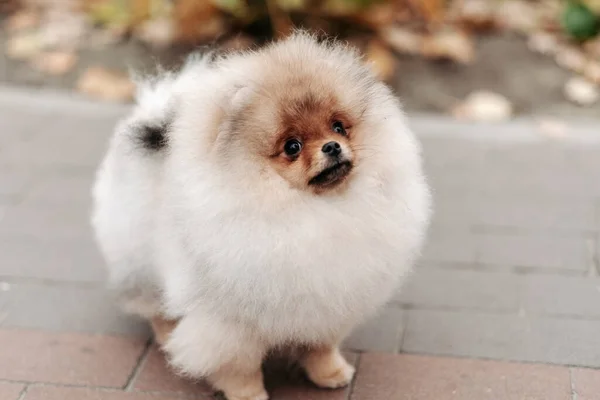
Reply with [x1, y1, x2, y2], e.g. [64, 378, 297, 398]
[266, 0, 294, 39]
[527, 32, 559, 55]
[5, 33, 42, 60]
[77, 67, 135, 102]
[277, 0, 307, 11]
[136, 17, 174, 48]
[452, 90, 513, 121]
[416, 0, 446, 24]
[555, 47, 587, 73]
[496, 0, 539, 33]
[453, 0, 497, 31]
[38, 9, 90, 49]
[353, 3, 396, 27]
[32, 51, 78, 75]
[583, 37, 600, 59]
[131, 0, 153, 26]
[174, 0, 224, 43]
[366, 40, 397, 82]
[5, 10, 40, 32]
[378, 26, 422, 55]
[421, 29, 475, 64]
[321, 0, 364, 17]
[584, 61, 600, 84]
[564, 76, 599, 106]
[536, 0, 562, 31]
[0, 0, 19, 14]
[87, 0, 131, 28]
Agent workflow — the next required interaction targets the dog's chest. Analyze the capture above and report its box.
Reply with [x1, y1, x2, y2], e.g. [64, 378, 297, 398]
[168, 200, 412, 342]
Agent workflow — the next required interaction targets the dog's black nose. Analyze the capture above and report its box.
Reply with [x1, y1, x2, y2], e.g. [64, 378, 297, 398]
[322, 141, 341, 157]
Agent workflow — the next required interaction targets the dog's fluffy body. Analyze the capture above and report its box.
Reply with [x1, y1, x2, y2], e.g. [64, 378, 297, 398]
[92, 33, 431, 398]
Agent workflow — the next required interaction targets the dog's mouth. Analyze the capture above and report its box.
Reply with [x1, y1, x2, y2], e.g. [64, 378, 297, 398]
[308, 161, 353, 188]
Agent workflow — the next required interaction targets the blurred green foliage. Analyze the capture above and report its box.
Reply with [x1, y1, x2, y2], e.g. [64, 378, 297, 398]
[563, 2, 600, 40]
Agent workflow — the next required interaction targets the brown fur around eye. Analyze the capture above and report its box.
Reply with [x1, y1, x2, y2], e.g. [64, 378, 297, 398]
[262, 91, 356, 192]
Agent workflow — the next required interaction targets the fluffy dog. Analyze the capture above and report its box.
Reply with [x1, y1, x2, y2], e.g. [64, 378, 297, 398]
[92, 32, 431, 400]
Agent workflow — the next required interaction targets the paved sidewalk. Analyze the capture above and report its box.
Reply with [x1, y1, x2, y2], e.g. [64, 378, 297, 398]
[1, 86, 600, 399]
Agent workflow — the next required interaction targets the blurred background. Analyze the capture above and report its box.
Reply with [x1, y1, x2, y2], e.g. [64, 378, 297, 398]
[2, 0, 600, 117]
[2, 2, 600, 399]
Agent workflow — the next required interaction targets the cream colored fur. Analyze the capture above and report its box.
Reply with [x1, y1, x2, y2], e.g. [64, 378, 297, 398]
[91, 32, 431, 400]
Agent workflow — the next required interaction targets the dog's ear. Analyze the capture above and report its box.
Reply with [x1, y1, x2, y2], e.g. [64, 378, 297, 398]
[221, 83, 255, 131]
[229, 84, 254, 111]
[211, 83, 256, 152]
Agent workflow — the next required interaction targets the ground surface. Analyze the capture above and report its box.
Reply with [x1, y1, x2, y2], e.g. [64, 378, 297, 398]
[1, 86, 600, 399]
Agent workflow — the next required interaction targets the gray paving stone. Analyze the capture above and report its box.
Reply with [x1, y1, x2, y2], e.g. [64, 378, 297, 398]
[427, 195, 478, 230]
[476, 232, 592, 272]
[420, 129, 600, 199]
[0, 201, 92, 240]
[403, 309, 600, 367]
[482, 142, 573, 172]
[432, 193, 597, 232]
[343, 307, 405, 352]
[0, 84, 131, 117]
[420, 137, 487, 196]
[0, 115, 113, 169]
[0, 133, 108, 170]
[0, 31, 6, 82]
[421, 228, 477, 264]
[0, 167, 39, 201]
[596, 233, 600, 269]
[0, 235, 105, 283]
[0, 106, 47, 144]
[20, 170, 94, 206]
[395, 269, 520, 312]
[0, 282, 149, 336]
[521, 275, 600, 319]
[5, 58, 47, 88]
[474, 197, 597, 232]
[0, 201, 8, 221]
[425, 164, 483, 198]
[569, 146, 600, 181]
[419, 136, 488, 169]
[473, 158, 600, 198]
[399, 269, 600, 319]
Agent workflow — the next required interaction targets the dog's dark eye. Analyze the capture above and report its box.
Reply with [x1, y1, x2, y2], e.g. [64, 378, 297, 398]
[332, 121, 346, 136]
[284, 139, 303, 157]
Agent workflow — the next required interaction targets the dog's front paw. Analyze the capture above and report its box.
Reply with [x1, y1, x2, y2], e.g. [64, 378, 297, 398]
[225, 389, 269, 400]
[307, 360, 355, 389]
[210, 370, 269, 400]
[302, 347, 355, 389]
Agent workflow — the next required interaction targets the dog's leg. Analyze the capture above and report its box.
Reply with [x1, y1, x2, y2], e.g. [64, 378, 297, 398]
[300, 345, 355, 389]
[164, 309, 268, 400]
[208, 361, 268, 400]
[150, 315, 179, 347]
